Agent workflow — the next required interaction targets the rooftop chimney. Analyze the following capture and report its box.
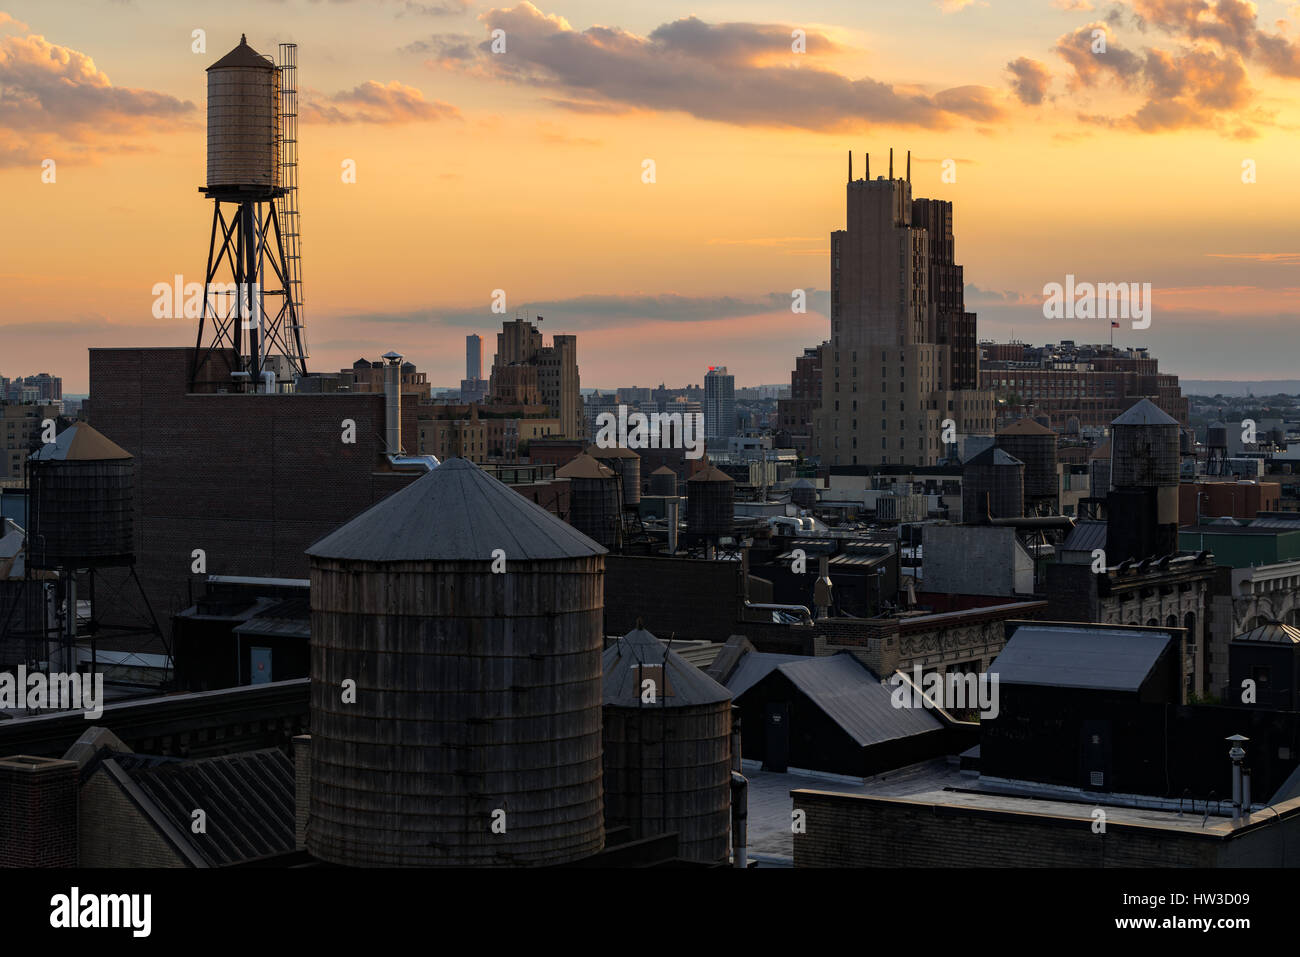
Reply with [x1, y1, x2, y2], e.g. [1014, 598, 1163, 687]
[382, 351, 403, 455]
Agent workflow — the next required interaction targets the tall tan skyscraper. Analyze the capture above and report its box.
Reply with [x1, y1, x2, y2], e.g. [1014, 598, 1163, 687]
[813, 150, 994, 467]
[490, 316, 583, 439]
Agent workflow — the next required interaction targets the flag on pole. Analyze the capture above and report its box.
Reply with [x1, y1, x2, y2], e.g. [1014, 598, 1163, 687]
[1110, 321, 1120, 328]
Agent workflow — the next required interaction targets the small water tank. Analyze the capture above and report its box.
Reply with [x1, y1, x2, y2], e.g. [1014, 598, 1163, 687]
[962, 447, 1025, 521]
[27, 423, 134, 569]
[790, 478, 817, 508]
[648, 465, 678, 497]
[557, 453, 621, 548]
[587, 444, 641, 507]
[687, 464, 734, 539]
[1111, 399, 1179, 487]
[602, 628, 732, 862]
[207, 35, 281, 190]
[995, 418, 1056, 500]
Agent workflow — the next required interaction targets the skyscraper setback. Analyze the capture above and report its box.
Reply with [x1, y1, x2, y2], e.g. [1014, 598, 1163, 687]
[813, 150, 994, 466]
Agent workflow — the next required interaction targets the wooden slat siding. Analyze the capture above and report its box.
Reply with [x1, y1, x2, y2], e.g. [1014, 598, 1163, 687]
[307, 555, 606, 867]
[602, 704, 732, 864]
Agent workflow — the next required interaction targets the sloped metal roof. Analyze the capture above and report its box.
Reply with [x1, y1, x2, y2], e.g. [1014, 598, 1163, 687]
[602, 628, 731, 707]
[208, 35, 275, 71]
[724, 651, 806, 698]
[689, 463, 734, 483]
[965, 447, 1024, 467]
[1234, 621, 1300, 644]
[990, 625, 1172, 691]
[117, 748, 295, 866]
[307, 457, 606, 562]
[585, 444, 638, 459]
[730, 653, 941, 747]
[30, 422, 131, 462]
[556, 453, 615, 479]
[1113, 398, 1178, 427]
[998, 417, 1055, 436]
[1061, 519, 1108, 554]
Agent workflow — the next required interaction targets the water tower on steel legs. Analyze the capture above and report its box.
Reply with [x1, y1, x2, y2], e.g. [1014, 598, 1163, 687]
[190, 35, 308, 392]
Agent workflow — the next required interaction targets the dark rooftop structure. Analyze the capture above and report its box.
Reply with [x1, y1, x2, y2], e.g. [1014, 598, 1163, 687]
[990, 624, 1173, 693]
[716, 650, 949, 777]
[69, 727, 295, 867]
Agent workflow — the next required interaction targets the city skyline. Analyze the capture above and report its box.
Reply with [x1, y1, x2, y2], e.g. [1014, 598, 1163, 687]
[4, 1, 1300, 392]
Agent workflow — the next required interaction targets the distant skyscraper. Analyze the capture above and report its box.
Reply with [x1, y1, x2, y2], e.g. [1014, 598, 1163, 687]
[813, 149, 993, 467]
[489, 317, 582, 438]
[704, 366, 736, 440]
[466, 335, 482, 380]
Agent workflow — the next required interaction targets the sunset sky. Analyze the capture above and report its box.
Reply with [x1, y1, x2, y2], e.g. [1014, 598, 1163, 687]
[2, 0, 1299, 392]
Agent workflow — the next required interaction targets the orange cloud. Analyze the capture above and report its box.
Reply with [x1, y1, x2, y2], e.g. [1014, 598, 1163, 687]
[302, 80, 460, 123]
[437, 3, 1005, 131]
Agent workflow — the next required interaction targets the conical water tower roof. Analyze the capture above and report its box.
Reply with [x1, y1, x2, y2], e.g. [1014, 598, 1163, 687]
[998, 417, 1055, 436]
[966, 446, 1023, 468]
[586, 443, 638, 459]
[556, 453, 615, 480]
[307, 457, 606, 562]
[208, 34, 275, 71]
[30, 422, 131, 462]
[689, 463, 734, 484]
[602, 628, 732, 707]
[1112, 398, 1177, 427]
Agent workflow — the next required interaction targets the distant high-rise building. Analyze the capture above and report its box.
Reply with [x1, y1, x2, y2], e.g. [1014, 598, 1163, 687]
[778, 346, 824, 457]
[490, 317, 582, 439]
[466, 334, 482, 380]
[813, 149, 993, 466]
[703, 367, 736, 441]
[3, 373, 62, 404]
[0, 403, 60, 479]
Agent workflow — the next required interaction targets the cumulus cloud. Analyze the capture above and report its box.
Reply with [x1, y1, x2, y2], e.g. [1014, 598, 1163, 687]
[302, 80, 460, 123]
[1006, 56, 1053, 104]
[1050, 1, 1300, 133]
[0, 32, 194, 166]
[401, 31, 477, 63]
[437, 3, 1004, 131]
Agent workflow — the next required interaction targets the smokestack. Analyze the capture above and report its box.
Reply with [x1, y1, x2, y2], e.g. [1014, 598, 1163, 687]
[865, 152, 869, 180]
[848, 149, 852, 183]
[666, 498, 679, 554]
[382, 351, 403, 455]
[906, 150, 911, 183]
[889, 148, 893, 179]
